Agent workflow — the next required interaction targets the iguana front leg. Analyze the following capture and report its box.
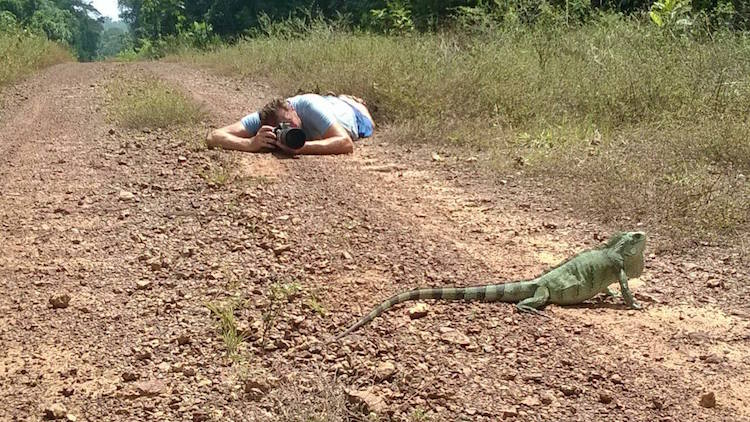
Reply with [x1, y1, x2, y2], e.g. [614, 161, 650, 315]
[618, 269, 642, 310]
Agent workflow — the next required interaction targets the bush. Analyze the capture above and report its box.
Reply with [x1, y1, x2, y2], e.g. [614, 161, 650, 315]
[0, 27, 72, 88]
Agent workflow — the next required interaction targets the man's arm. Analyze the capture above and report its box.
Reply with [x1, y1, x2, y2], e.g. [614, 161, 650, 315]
[206, 121, 275, 153]
[276, 122, 354, 155]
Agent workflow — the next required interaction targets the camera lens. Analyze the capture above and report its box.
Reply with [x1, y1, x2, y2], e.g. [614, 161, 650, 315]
[277, 127, 306, 149]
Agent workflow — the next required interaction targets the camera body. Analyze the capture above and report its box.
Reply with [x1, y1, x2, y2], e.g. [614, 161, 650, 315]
[274, 122, 306, 150]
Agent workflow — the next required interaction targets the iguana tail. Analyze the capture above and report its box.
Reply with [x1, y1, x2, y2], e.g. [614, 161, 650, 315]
[336, 281, 537, 340]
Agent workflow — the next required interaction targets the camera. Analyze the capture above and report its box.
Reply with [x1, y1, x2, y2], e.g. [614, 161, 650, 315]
[274, 122, 306, 150]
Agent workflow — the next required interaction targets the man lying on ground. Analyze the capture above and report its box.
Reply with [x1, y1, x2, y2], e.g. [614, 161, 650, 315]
[206, 93, 374, 155]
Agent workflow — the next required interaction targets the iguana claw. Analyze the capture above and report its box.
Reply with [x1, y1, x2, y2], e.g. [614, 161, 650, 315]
[516, 304, 551, 318]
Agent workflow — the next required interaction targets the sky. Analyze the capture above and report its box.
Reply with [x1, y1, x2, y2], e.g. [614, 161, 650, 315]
[90, 0, 120, 21]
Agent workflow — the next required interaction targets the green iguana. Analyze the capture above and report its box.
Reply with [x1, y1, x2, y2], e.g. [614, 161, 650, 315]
[337, 231, 646, 339]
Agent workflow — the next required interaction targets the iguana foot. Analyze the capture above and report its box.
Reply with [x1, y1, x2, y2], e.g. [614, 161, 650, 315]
[516, 304, 550, 318]
[628, 301, 643, 310]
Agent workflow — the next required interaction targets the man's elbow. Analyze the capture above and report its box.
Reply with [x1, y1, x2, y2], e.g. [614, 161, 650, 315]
[340, 137, 354, 154]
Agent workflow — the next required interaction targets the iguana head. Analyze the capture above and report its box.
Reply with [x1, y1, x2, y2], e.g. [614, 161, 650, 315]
[607, 231, 647, 277]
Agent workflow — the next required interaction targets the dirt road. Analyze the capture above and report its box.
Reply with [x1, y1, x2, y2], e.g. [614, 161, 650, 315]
[1, 62, 748, 421]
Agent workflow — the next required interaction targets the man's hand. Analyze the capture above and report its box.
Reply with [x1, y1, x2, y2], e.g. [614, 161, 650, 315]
[248, 125, 277, 152]
[271, 136, 299, 155]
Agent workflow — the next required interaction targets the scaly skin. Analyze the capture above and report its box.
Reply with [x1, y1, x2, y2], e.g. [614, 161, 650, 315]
[337, 232, 646, 339]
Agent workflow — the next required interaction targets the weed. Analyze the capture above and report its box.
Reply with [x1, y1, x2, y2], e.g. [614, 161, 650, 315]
[261, 281, 302, 349]
[409, 409, 431, 421]
[206, 300, 247, 360]
[304, 292, 328, 317]
[200, 164, 233, 186]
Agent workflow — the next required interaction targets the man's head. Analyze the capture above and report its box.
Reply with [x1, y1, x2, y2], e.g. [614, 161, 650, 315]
[259, 98, 302, 128]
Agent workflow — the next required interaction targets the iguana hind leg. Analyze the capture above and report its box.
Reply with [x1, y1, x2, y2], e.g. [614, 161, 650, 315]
[516, 286, 550, 317]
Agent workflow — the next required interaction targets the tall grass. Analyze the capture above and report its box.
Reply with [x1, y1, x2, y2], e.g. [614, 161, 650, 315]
[105, 75, 204, 129]
[0, 30, 72, 89]
[177, 17, 749, 245]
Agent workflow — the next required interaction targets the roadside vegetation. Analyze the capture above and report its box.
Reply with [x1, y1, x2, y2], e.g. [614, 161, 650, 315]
[104, 75, 204, 129]
[0, 27, 72, 88]
[176, 14, 749, 246]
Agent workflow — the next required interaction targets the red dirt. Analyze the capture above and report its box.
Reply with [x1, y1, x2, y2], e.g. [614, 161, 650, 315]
[0, 62, 748, 421]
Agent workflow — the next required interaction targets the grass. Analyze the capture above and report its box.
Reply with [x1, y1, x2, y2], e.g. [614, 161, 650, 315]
[105, 75, 204, 129]
[0, 30, 72, 89]
[175, 18, 749, 246]
[261, 281, 302, 349]
[206, 300, 247, 360]
[200, 163, 233, 186]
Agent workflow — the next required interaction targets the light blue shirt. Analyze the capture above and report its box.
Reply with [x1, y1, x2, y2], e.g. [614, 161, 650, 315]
[241, 94, 359, 141]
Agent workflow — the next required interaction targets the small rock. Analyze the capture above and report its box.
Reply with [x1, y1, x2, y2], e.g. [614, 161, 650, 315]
[118, 190, 135, 201]
[520, 396, 541, 407]
[121, 372, 139, 382]
[183, 367, 196, 377]
[134, 349, 152, 361]
[375, 361, 396, 381]
[342, 251, 353, 260]
[192, 411, 209, 422]
[43, 403, 67, 420]
[431, 151, 444, 162]
[177, 156, 187, 163]
[700, 354, 722, 364]
[522, 372, 543, 382]
[407, 303, 429, 319]
[346, 388, 388, 414]
[706, 280, 723, 289]
[560, 385, 581, 397]
[244, 377, 275, 401]
[49, 294, 71, 309]
[439, 328, 471, 346]
[53, 207, 71, 215]
[273, 244, 291, 255]
[699, 392, 716, 408]
[134, 380, 165, 397]
[148, 260, 161, 272]
[539, 391, 555, 405]
[599, 391, 613, 404]
[66, 415, 77, 422]
[135, 280, 152, 290]
[500, 371, 517, 381]
[176, 334, 191, 346]
[610, 373, 623, 384]
[157, 362, 171, 372]
[499, 406, 518, 418]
